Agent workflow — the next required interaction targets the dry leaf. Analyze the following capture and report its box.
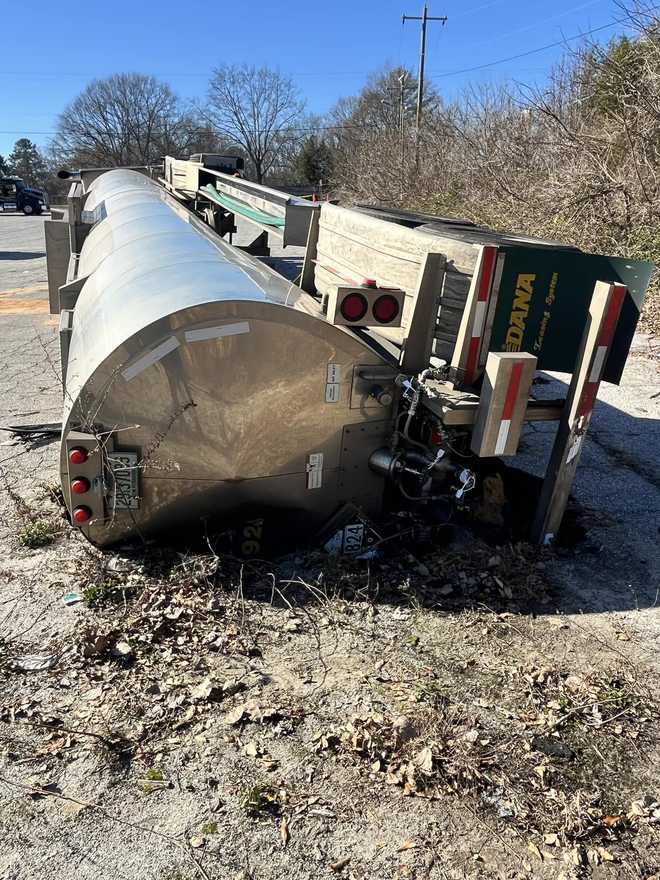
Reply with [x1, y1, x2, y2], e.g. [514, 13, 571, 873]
[224, 705, 247, 725]
[601, 815, 623, 828]
[597, 847, 616, 862]
[329, 858, 350, 873]
[527, 842, 543, 861]
[415, 747, 433, 773]
[60, 799, 86, 817]
[189, 835, 204, 849]
[397, 839, 416, 852]
[280, 817, 290, 847]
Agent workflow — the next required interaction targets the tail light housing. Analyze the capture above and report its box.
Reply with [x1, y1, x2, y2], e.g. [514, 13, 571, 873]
[327, 285, 406, 328]
[71, 477, 90, 495]
[340, 292, 368, 323]
[72, 506, 92, 524]
[65, 431, 104, 529]
[69, 447, 88, 465]
[372, 294, 400, 324]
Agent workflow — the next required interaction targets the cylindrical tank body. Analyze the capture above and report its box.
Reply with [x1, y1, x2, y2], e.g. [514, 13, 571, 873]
[61, 170, 394, 547]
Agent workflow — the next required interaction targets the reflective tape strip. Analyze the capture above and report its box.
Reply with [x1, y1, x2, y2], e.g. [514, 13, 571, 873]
[185, 321, 250, 342]
[494, 419, 511, 455]
[464, 337, 481, 384]
[122, 336, 180, 381]
[566, 435, 582, 464]
[578, 283, 626, 417]
[598, 283, 626, 347]
[472, 300, 488, 337]
[477, 247, 497, 303]
[495, 361, 524, 455]
[502, 361, 524, 420]
[588, 345, 608, 383]
[464, 246, 497, 384]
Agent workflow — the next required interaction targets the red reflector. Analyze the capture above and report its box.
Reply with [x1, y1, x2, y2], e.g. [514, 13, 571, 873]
[340, 292, 368, 323]
[362, 278, 377, 288]
[69, 447, 88, 465]
[372, 294, 400, 324]
[71, 477, 90, 495]
[72, 506, 92, 524]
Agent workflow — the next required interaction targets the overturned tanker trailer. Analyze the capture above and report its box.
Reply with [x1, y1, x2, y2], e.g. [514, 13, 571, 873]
[48, 169, 406, 548]
[45, 164, 654, 549]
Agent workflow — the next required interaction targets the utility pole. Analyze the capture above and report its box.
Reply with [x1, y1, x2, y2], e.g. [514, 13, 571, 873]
[402, 3, 447, 168]
[398, 71, 408, 200]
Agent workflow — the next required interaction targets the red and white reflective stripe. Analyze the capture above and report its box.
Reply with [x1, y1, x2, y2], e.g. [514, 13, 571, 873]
[577, 283, 626, 419]
[464, 246, 497, 385]
[494, 360, 524, 454]
[317, 262, 385, 289]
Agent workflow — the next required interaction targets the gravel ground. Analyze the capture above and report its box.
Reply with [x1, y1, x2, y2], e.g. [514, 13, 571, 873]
[0, 213, 659, 880]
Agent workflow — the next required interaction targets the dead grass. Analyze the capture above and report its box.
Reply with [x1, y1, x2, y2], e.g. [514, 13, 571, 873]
[1, 533, 658, 879]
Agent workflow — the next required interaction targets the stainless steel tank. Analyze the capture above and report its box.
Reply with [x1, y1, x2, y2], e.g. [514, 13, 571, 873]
[61, 169, 394, 547]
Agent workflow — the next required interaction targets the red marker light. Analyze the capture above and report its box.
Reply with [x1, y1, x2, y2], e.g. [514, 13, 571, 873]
[340, 292, 368, 323]
[72, 506, 92, 524]
[69, 447, 88, 465]
[71, 477, 90, 495]
[372, 294, 400, 324]
[362, 278, 378, 288]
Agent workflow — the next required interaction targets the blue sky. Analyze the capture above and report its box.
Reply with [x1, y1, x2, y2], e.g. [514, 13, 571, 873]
[0, 0, 635, 158]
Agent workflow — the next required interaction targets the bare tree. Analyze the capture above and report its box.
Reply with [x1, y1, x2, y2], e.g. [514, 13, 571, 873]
[205, 65, 305, 183]
[52, 73, 194, 168]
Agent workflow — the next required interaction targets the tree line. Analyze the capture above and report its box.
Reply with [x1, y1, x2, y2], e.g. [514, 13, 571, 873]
[4, 2, 658, 328]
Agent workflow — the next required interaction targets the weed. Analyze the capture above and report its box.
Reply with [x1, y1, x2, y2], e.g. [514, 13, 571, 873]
[83, 579, 124, 607]
[139, 767, 169, 794]
[239, 784, 281, 817]
[17, 519, 56, 549]
[200, 821, 218, 835]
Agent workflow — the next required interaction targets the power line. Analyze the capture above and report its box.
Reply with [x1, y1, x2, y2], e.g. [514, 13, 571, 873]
[457, 0, 604, 52]
[0, 10, 650, 85]
[427, 13, 646, 79]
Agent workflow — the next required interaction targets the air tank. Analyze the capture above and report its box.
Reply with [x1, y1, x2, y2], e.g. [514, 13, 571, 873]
[60, 170, 394, 547]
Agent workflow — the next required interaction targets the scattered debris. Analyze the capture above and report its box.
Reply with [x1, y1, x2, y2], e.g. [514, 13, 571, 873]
[11, 654, 59, 672]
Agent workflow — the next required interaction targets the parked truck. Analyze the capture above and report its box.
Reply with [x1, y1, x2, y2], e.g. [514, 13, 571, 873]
[43, 159, 653, 551]
[0, 175, 49, 214]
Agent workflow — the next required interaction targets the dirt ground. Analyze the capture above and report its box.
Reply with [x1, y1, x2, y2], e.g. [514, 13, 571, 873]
[0, 214, 659, 880]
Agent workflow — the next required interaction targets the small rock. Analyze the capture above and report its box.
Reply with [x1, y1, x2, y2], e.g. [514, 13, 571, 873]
[531, 735, 575, 760]
[111, 641, 133, 659]
[191, 677, 221, 702]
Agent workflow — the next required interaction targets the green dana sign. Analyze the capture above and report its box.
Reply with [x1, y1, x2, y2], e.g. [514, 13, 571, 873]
[488, 247, 654, 383]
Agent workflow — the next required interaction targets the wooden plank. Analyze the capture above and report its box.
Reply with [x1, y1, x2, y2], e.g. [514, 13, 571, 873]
[400, 252, 446, 374]
[530, 281, 627, 544]
[470, 352, 537, 456]
[450, 245, 498, 387]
